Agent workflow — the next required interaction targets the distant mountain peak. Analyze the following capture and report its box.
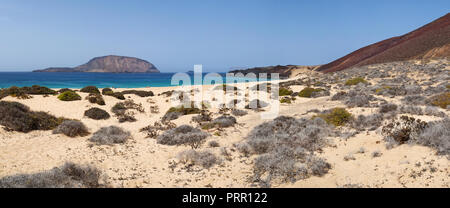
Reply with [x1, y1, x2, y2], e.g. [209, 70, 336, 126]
[34, 55, 159, 73]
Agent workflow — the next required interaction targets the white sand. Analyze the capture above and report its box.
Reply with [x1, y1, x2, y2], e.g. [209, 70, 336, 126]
[0, 75, 448, 188]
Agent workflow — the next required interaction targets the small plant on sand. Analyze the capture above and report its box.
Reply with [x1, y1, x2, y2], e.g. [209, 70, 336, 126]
[298, 87, 325, 98]
[0, 162, 106, 188]
[101, 88, 113, 95]
[156, 125, 210, 149]
[84, 107, 110, 120]
[177, 150, 220, 169]
[89, 126, 131, 145]
[58, 91, 81, 101]
[313, 108, 353, 126]
[231, 109, 248, 117]
[140, 121, 176, 138]
[428, 92, 450, 109]
[279, 87, 293, 96]
[212, 115, 237, 128]
[86, 93, 105, 105]
[80, 86, 100, 94]
[53, 120, 89, 137]
[345, 77, 368, 86]
[162, 104, 201, 122]
[121, 90, 154, 97]
[382, 116, 428, 148]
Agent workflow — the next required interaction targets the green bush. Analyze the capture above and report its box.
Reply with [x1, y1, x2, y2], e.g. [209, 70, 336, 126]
[313, 108, 353, 126]
[86, 93, 105, 105]
[279, 88, 293, 96]
[22, 85, 56, 95]
[80, 86, 100, 94]
[280, 97, 292, 104]
[58, 91, 81, 101]
[167, 105, 202, 115]
[298, 87, 325, 98]
[345, 77, 368, 86]
[428, 92, 450, 109]
[121, 90, 154, 97]
[101, 88, 113, 95]
[0, 101, 63, 132]
[84, 107, 110, 120]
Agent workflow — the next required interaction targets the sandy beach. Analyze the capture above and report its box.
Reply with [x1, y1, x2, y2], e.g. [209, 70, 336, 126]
[0, 59, 448, 188]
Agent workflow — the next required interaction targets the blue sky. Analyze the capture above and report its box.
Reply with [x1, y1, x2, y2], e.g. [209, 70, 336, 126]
[0, 0, 448, 72]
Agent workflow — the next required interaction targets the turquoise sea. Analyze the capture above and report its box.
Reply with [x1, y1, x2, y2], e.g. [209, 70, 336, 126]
[0, 72, 264, 89]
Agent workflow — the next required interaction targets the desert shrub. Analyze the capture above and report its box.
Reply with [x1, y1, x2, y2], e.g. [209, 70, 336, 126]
[298, 87, 326, 98]
[58, 88, 73, 93]
[212, 115, 237, 128]
[58, 91, 81, 101]
[161, 111, 183, 122]
[342, 90, 377, 108]
[401, 95, 426, 105]
[102, 89, 125, 100]
[251, 145, 331, 186]
[428, 92, 450, 109]
[371, 151, 383, 158]
[345, 77, 368, 86]
[84, 108, 110, 120]
[86, 93, 105, 105]
[89, 126, 131, 145]
[231, 109, 248, 117]
[313, 108, 353, 126]
[214, 84, 239, 92]
[280, 97, 292, 104]
[201, 122, 216, 131]
[0, 162, 106, 188]
[351, 113, 384, 131]
[121, 90, 154, 97]
[191, 110, 212, 124]
[23, 85, 56, 95]
[279, 87, 293, 96]
[53, 120, 89, 137]
[177, 150, 220, 168]
[159, 90, 174, 97]
[156, 125, 210, 149]
[80, 86, 100, 94]
[101, 88, 113, 95]
[245, 99, 269, 109]
[162, 105, 201, 122]
[399, 105, 423, 115]
[0, 86, 30, 99]
[331, 91, 347, 101]
[208, 140, 220, 147]
[415, 119, 449, 155]
[243, 116, 333, 155]
[0, 101, 62, 132]
[140, 121, 176, 138]
[382, 116, 428, 149]
[111, 100, 144, 122]
[424, 106, 446, 118]
[379, 103, 398, 113]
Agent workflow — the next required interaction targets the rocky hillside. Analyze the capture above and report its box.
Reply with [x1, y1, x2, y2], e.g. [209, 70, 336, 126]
[229, 65, 319, 78]
[316, 13, 450, 73]
[34, 55, 159, 73]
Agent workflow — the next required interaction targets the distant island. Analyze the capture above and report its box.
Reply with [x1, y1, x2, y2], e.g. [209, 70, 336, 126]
[33, 55, 160, 73]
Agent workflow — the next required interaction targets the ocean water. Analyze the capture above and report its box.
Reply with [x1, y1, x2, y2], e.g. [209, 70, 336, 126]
[0, 72, 264, 89]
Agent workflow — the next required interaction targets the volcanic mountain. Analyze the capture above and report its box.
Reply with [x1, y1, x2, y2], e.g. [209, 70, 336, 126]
[316, 13, 450, 73]
[34, 55, 159, 73]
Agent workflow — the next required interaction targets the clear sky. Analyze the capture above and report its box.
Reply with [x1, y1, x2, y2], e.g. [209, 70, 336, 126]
[0, 0, 448, 72]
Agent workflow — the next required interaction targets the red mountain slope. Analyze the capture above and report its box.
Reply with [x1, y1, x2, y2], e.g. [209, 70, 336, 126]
[316, 13, 450, 73]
